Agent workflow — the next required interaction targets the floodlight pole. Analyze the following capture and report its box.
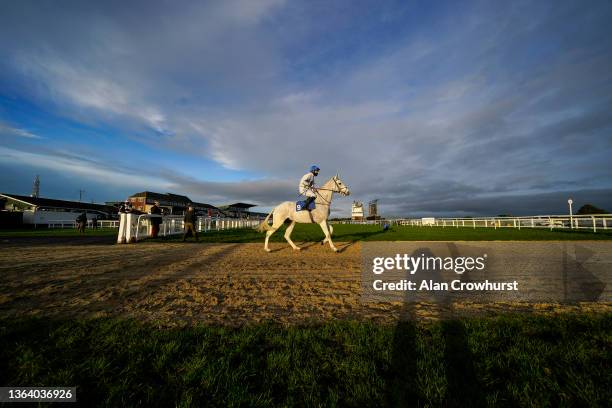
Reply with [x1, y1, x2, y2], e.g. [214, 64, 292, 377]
[568, 198, 573, 229]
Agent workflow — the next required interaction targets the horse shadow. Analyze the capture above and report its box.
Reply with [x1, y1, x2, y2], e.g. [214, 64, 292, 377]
[304, 228, 391, 252]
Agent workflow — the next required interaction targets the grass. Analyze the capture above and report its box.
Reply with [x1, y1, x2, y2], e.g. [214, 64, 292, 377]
[0, 314, 610, 407]
[150, 224, 612, 243]
[2, 224, 611, 242]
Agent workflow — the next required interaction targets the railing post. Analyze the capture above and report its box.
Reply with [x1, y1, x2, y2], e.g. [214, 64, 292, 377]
[592, 216, 596, 232]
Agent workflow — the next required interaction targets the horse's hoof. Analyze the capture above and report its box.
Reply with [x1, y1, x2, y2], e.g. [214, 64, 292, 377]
[333, 248, 339, 253]
[293, 247, 301, 251]
[265, 248, 271, 253]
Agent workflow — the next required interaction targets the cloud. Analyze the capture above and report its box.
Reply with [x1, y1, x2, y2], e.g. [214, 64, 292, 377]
[160, 170, 295, 206]
[0, 123, 43, 139]
[383, 188, 612, 217]
[0, 144, 296, 209]
[0, 146, 167, 189]
[1, 0, 611, 216]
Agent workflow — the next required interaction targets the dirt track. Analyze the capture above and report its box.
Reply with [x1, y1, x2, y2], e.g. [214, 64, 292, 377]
[1, 242, 609, 326]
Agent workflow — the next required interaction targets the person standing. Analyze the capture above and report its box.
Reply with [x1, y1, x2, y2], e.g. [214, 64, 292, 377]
[149, 200, 162, 238]
[76, 212, 87, 233]
[92, 216, 98, 230]
[182, 204, 199, 242]
[119, 200, 132, 214]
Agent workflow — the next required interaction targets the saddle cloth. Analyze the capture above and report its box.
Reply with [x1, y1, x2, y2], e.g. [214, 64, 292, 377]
[296, 200, 316, 211]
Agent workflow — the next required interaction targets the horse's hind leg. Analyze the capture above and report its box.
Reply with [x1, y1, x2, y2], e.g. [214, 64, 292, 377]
[284, 220, 300, 250]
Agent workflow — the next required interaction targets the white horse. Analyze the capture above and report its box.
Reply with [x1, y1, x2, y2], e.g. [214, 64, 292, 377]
[256, 174, 350, 252]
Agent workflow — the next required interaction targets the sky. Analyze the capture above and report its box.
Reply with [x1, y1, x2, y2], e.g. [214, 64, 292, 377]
[1, 0, 611, 217]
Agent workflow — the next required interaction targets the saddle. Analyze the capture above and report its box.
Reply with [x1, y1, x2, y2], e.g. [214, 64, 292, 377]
[296, 200, 316, 211]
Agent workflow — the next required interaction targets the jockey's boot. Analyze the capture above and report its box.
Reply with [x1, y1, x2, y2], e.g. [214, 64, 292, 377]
[307, 210, 314, 223]
[305, 197, 315, 222]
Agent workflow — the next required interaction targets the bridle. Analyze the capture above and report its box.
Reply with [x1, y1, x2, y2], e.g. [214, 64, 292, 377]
[314, 177, 348, 205]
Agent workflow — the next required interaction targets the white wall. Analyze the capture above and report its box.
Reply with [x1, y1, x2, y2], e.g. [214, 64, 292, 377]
[22, 210, 98, 224]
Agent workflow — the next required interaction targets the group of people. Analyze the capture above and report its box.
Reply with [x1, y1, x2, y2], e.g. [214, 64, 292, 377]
[146, 200, 198, 242]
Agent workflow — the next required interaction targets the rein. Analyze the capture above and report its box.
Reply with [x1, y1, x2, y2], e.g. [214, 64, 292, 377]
[314, 178, 344, 205]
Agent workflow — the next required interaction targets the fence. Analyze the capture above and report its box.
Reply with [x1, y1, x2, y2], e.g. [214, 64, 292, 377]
[333, 214, 611, 232]
[45, 220, 120, 229]
[118, 214, 262, 243]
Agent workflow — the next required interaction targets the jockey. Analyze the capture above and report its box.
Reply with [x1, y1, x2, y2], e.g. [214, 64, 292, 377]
[299, 165, 320, 210]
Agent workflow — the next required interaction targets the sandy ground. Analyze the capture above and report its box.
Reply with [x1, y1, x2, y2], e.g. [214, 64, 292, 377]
[1, 241, 610, 326]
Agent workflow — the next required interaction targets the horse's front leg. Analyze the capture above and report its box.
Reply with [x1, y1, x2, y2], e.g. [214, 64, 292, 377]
[321, 221, 333, 245]
[319, 220, 338, 252]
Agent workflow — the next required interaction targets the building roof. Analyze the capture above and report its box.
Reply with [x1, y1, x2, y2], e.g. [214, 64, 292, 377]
[220, 202, 257, 209]
[128, 191, 220, 210]
[130, 191, 192, 202]
[192, 202, 219, 210]
[1, 193, 117, 213]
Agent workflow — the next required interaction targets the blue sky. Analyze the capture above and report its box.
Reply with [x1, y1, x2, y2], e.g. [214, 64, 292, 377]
[1, 0, 611, 216]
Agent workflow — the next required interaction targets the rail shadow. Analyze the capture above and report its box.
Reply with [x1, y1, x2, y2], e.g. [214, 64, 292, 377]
[441, 320, 485, 407]
[0, 244, 243, 318]
[0, 235, 117, 247]
[384, 246, 485, 406]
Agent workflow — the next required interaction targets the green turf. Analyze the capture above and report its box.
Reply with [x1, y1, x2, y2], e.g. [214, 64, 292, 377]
[150, 224, 612, 243]
[2, 224, 611, 241]
[1, 314, 610, 407]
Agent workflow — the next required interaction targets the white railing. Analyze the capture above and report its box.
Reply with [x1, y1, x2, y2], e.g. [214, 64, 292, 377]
[45, 220, 119, 229]
[332, 214, 611, 232]
[120, 214, 262, 243]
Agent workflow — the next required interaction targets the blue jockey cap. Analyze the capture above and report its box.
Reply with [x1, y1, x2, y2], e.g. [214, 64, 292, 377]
[310, 165, 320, 172]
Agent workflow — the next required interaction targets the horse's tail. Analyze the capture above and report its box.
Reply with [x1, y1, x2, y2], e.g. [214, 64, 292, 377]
[256, 210, 274, 232]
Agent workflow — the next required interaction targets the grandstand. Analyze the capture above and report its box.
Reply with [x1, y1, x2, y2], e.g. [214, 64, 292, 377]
[0, 193, 117, 227]
[127, 191, 221, 216]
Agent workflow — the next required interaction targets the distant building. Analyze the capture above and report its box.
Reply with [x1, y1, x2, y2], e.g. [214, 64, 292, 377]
[0, 193, 117, 226]
[421, 217, 436, 226]
[127, 191, 222, 216]
[218, 203, 267, 219]
[352, 201, 364, 221]
[367, 199, 381, 220]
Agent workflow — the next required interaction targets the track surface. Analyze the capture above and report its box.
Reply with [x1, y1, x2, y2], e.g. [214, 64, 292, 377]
[1, 242, 609, 326]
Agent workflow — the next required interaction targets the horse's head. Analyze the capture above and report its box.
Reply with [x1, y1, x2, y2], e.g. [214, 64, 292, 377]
[332, 173, 350, 196]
